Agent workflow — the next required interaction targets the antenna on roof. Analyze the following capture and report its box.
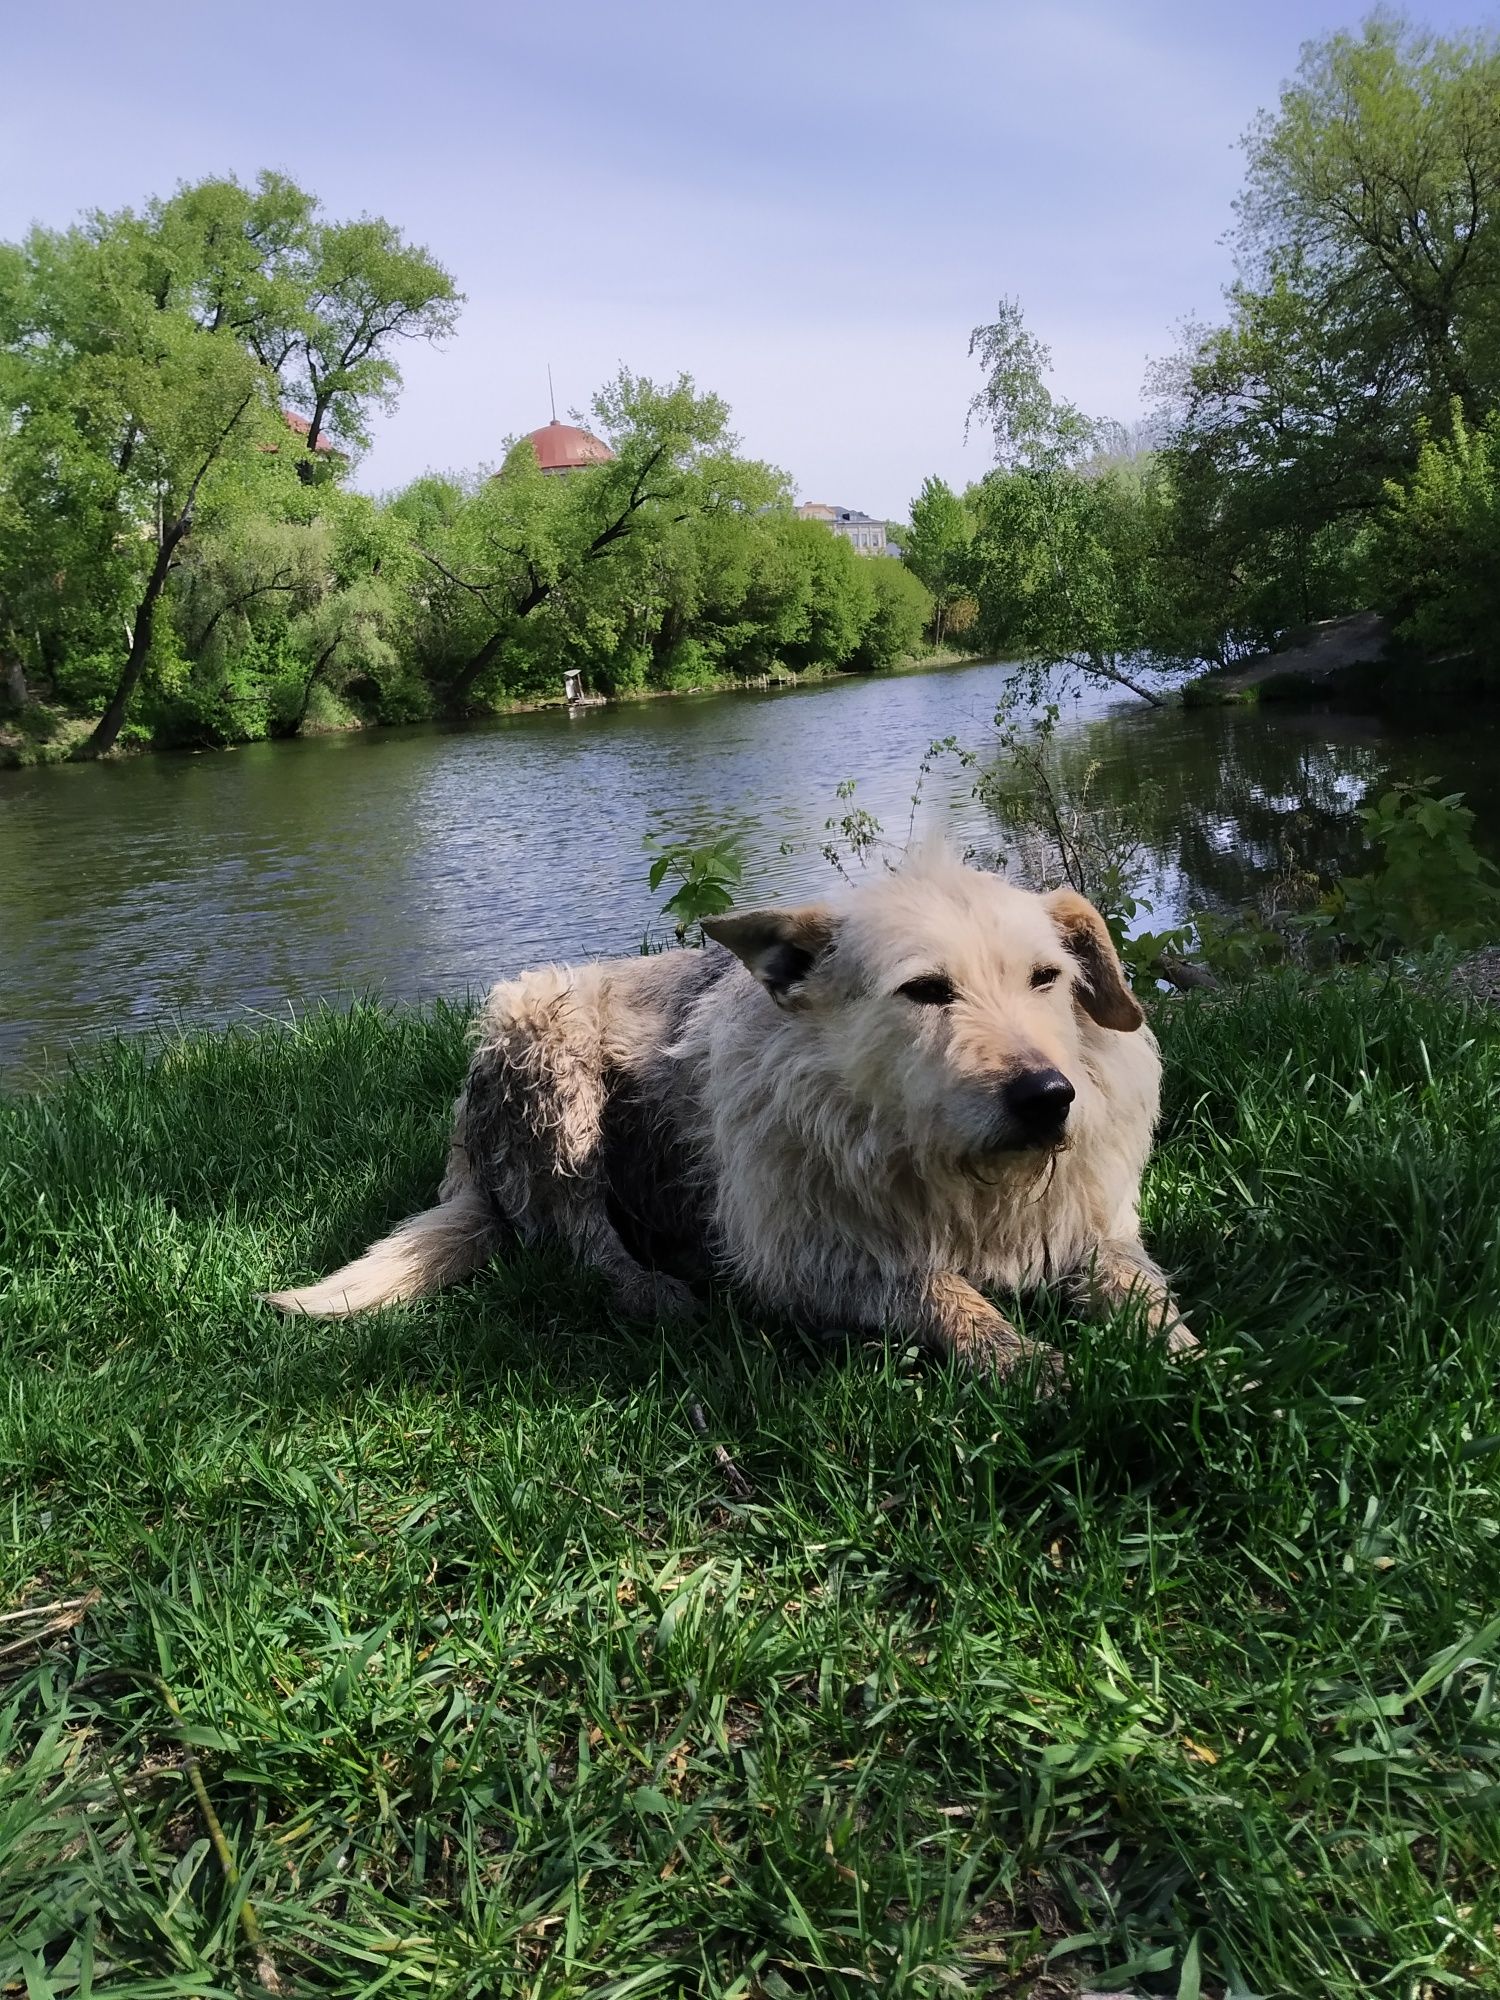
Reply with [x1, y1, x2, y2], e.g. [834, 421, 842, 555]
[547, 363, 557, 424]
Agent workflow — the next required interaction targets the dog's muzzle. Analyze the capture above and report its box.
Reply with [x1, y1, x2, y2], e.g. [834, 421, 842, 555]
[994, 1067, 1075, 1151]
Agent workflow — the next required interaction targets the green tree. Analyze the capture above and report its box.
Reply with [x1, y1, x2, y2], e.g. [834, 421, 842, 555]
[412, 373, 785, 711]
[0, 173, 458, 755]
[1154, 14, 1500, 654]
[294, 217, 461, 465]
[1368, 405, 1500, 658]
[901, 477, 974, 645]
[1237, 15, 1500, 429]
[971, 461, 1171, 704]
[965, 299, 1177, 701]
[851, 559, 932, 671]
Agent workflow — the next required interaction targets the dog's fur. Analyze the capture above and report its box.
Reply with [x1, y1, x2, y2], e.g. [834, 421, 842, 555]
[267, 850, 1191, 1376]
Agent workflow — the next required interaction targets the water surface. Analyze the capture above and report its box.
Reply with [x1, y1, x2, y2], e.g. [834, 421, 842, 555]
[4, 660, 1498, 1075]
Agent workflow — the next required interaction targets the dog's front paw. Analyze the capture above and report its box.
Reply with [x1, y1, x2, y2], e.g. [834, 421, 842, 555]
[979, 1331, 1067, 1391]
[1164, 1317, 1198, 1358]
[612, 1270, 699, 1325]
[952, 1321, 1067, 1392]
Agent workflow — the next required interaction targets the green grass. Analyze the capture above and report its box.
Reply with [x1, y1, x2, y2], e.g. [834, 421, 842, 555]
[3, 977, 1500, 1998]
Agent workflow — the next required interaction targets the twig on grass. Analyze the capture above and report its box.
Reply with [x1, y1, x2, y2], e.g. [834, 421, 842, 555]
[688, 1400, 753, 1500]
[0, 1591, 99, 1667]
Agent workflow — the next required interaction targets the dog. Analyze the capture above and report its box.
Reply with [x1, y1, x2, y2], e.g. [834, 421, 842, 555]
[266, 849, 1192, 1377]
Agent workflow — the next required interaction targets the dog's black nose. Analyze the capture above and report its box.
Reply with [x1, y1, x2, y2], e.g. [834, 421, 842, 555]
[1005, 1068, 1075, 1138]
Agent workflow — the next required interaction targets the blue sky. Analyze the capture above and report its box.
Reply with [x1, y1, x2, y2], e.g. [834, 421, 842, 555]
[4, 2, 1493, 517]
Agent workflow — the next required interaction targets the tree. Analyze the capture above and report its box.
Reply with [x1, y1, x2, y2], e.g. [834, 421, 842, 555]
[851, 560, 932, 670]
[901, 477, 974, 645]
[965, 299, 1177, 701]
[415, 372, 785, 711]
[967, 296, 1112, 473]
[1153, 15, 1500, 654]
[274, 493, 415, 735]
[0, 173, 459, 754]
[1368, 405, 1500, 657]
[971, 460, 1172, 705]
[1237, 15, 1500, 430]
[294, 217, 460, 464]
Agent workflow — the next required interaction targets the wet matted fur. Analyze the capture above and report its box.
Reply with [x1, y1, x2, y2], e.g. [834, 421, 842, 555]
[266, 850, 1192, 1377]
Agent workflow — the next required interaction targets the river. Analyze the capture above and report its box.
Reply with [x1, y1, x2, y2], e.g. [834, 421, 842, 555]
[4, 658, 1499, 1076]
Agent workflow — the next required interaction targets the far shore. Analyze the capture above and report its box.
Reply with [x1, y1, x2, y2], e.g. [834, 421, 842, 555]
[0, 646, 990, 772]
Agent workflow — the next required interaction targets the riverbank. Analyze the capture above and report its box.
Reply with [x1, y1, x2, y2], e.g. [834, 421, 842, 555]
[4, 973, 1498, 1997]
[1182, 610, 1500, 711]
[0, 646, 987, 770]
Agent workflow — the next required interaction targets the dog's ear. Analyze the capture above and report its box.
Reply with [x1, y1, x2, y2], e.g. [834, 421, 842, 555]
[702, 905, 840, 1007]
[1044, 889, 1144, 1032]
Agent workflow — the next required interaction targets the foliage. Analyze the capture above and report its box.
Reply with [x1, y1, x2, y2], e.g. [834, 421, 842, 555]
[1313, 779, 1500, 955]
[0, 171, 458, 755]
[645, 831, 746, 941]
[900, 477, 975, 645]
[1149, 14, 1500, 661]
[850, 559, 931, 672]
[960, 301, 1190, 702]
[1236, 15, 1500, 430]
[1368, 405, 1500, 658]
[3, 985, 1500, 1997]
[1, 175, 935, 759]
[966, 296, 1108, 472]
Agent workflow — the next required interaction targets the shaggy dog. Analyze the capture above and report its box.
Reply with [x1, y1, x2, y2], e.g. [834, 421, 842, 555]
[267, 851, 1191, 1377]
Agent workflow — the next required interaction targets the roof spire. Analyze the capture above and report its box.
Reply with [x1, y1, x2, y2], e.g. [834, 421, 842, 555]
[547, 363, 557, 424]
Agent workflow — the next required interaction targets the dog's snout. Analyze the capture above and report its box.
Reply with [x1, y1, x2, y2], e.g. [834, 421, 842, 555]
[1004, 1067, 1075, 1138]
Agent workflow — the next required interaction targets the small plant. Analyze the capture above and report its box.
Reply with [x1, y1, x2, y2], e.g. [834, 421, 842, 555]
[820, 779, 887, 880]
[645, 832, 746, 942]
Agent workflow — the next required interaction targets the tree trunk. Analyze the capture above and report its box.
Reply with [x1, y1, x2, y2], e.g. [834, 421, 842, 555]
[288, 639, 340, 736]
[82, 525, 186, 757]
[444, 628, 508, 713]
[303, 393, 332, 465]
[443, 586, 548, 712]
[1086, 650, 1164, 708]
[3, 655, 27, 710]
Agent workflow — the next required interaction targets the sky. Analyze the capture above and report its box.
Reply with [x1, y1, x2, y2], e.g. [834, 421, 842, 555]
[3, 1, 1494, 519]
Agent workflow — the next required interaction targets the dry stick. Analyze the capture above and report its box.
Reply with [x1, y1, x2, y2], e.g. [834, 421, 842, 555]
[0, 1591, 98, 1626]
[687, 1401, 753, 1501]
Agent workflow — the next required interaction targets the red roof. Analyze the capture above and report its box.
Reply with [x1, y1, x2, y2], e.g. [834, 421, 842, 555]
[282, 410, 338, 454]
[522, 419, 615, 472]
[257, 410, 340, 458]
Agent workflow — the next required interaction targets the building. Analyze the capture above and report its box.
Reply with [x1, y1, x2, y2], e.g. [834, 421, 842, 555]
[795, 501, 893, 555]
[256, 409, 343, 460]
[519, 418, 616, 475]
[280, 410, 340, 457]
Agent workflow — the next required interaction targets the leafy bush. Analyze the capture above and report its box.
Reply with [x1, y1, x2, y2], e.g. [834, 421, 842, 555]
[657, 638, 716, 690]
[851, 561, 932, 671]
[1312, 780, 1500, 954]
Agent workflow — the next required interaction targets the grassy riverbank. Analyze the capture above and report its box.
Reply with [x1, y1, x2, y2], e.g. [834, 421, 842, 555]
[4, 976, 1500, 1996]
[0, 650, 985, 771]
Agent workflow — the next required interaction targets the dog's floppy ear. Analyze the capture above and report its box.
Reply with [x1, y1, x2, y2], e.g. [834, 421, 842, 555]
[702, 905, 839, 1007]
[1044, 889, 1144, 1032]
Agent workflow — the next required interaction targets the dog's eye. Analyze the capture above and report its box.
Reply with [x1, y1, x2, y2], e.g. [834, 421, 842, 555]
[1030, 966, 1062, 990]
[898, 974, 956, 1006]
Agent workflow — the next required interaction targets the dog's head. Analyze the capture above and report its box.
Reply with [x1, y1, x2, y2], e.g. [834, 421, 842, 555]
[703, 853, 1143, 1172]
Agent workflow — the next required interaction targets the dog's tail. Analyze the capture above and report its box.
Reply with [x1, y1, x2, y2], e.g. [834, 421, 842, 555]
[263, 1183, 496, 1318]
